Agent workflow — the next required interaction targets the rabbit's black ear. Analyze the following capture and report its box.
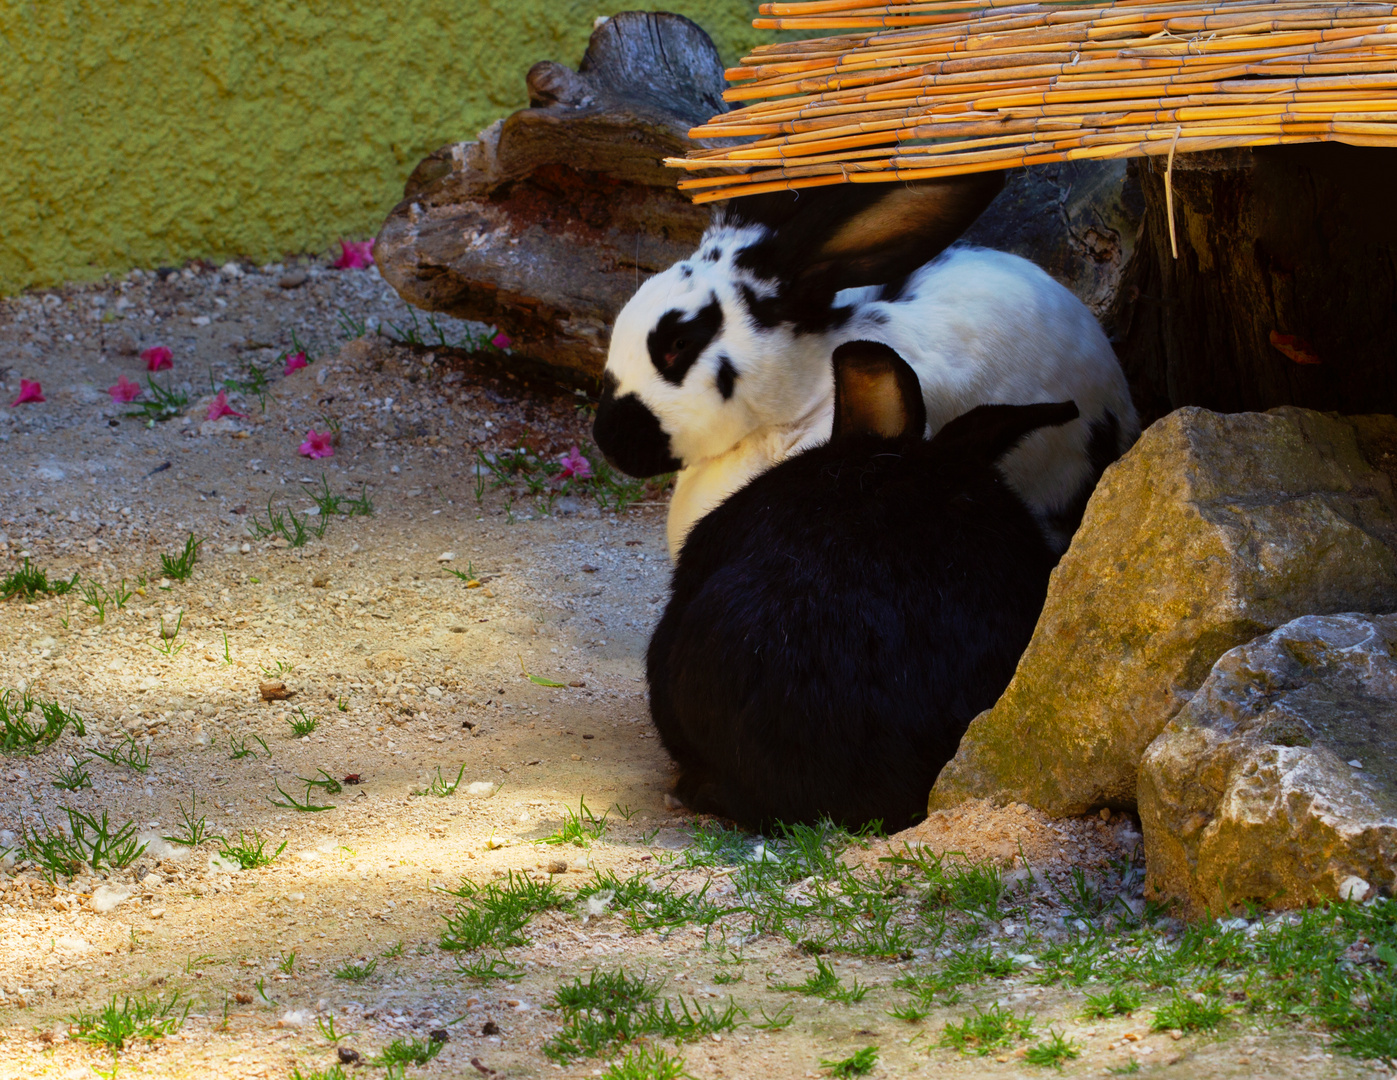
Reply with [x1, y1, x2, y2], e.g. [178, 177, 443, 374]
[831, 341, 927, 441]
[929, 402, 1081, 465]
[724, 173, 1004, 327]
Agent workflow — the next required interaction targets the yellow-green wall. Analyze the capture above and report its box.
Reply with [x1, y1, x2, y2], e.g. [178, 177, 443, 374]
[0, 1, 768, 295]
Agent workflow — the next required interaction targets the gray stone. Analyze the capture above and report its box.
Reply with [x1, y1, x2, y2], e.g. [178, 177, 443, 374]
[1139, 613, 1397, 916]
[930, 407, 1397, 817]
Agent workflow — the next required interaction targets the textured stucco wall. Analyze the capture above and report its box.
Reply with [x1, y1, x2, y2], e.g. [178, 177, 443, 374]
[0, 1, 767, 295]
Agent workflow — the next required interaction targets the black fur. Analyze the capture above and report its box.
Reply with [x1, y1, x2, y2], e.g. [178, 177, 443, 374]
[593, 373, 682, 477]
[646, 357, 1076, 832]
[722, 173, 1004, 333]
[715, 357, 737, 401]
[1039, 409, 1122, 542]
[647, 297, 723, 385]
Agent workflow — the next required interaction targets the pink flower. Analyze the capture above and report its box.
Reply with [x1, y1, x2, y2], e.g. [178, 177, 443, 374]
[333, 239, 374, 270]
[557, 445, 592, 480]
[299, 428, 334, 459]
[142, 346, 173, 371]
[10, 379, 44, 406]
[107, 376, 144, 403]
[206, 389, 247, 421]
[283, 351, 308, 375]
[491, 331, 513, 350]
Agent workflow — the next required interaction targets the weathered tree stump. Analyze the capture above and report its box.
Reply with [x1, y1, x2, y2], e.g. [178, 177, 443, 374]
[1114, 144, 1397, 424]
[963, 159, 1142, 323]
[375, 12, 727, 380]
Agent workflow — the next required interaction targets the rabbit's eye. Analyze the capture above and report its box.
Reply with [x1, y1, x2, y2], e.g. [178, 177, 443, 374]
[663, 338, 688, 367]
[647, 297, 723, 385]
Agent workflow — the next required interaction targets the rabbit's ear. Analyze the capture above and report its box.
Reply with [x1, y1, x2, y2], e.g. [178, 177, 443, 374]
[725, 173, 1004, 323]
[929, 401, 1082, 465]
[831, 341, 927, 441]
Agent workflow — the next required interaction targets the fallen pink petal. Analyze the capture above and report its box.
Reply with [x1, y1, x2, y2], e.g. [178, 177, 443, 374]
[491, 331, 513, 349]
[10, 379, 44, 406]
[206, 389, 247, 421]
[283, 351, 309, 375]
[142, 346, 174, 371]
[557, 445, 592, 480]
[299, 428, 335, 459]
[333, 239, 374, 270]
[107, 376, 143, 403]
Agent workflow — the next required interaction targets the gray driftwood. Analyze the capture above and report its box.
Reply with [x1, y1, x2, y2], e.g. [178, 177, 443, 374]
[375, 12, 727, 380]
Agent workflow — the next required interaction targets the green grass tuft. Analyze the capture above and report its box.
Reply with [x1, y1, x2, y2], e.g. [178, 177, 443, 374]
[159, 533, 203, 582]
[439, 870, 568, 953]
[0, 690, 85, 753]
[373, 1035, 442, 1067]
[51, 755, 94, 791]
[601, 1045, 694, 1080]
[1082, 985, 1143, 1019]
[333, 958, 378, 982]
[774, 957, 868, 1004]
[291, 1066, 348, 1080]
[540, 796, 609, 847]
[543, 968, 739, 1062]
[2, 558, 79, 600]
[1151, 990, 1229, 1033]
[1025, 1029, 1082, 1069]
[938, 1004, 1035, 1056]
[70, 992, 188, 1051]
[286, 707, 319, 737]
[820, 1046, 878, 1077]
[216, 830, 286, 870]
[25, 808, 146, 877]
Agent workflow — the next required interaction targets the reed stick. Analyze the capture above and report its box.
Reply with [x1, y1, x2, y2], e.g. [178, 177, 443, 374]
[674, 0, 1397, 201]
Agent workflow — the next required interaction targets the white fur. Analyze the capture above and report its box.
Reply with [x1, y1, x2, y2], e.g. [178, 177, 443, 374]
[604, 230, 1139, 558]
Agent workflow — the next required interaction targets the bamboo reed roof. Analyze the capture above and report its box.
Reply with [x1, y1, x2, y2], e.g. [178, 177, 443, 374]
[669, 1, 1397, 202]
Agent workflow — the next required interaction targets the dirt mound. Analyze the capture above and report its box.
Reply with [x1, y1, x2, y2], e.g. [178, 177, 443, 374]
[850, 798, 1143, 873]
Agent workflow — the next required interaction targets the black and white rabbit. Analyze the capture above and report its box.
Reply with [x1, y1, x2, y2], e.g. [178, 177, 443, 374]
[593, 175, 1137, 558]
[646, 340, 1077, 832]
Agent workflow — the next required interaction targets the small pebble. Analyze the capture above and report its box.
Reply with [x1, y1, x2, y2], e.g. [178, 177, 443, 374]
[279, 270, 309, 288]
[259, 681, 293, 701]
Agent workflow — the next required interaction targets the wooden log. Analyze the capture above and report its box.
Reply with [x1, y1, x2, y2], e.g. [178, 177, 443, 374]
[374, 13, 727, 381]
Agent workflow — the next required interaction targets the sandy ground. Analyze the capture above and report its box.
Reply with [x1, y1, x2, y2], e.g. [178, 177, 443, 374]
[0, 261, 1388, 1080]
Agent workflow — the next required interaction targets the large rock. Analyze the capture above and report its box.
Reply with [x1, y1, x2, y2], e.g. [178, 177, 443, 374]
[929, 406, 1397, 817]
[375, 12, 727, 379]
[1139, 614, 1397, 916]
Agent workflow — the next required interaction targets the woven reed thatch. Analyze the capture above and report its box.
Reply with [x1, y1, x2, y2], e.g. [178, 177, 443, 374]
[669, 0, 1397, 202]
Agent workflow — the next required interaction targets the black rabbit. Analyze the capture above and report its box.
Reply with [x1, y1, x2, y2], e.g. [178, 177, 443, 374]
[646, 340, 1079, 832]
